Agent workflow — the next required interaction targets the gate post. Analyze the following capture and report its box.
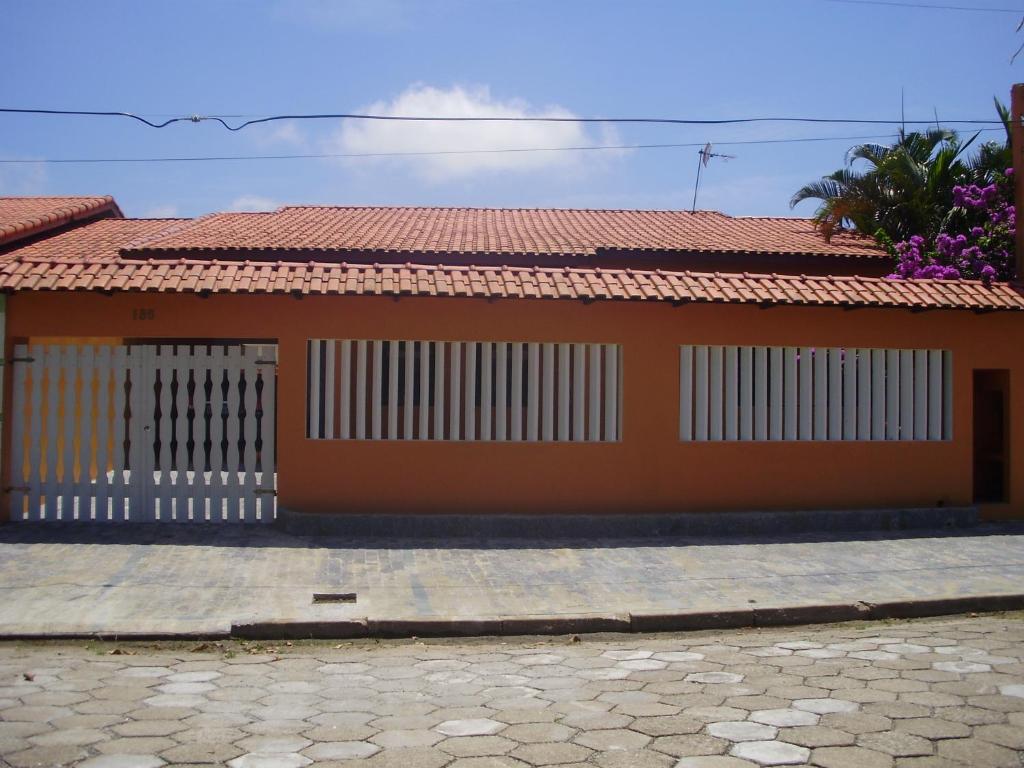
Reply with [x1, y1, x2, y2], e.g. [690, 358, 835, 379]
[128, 346, 156, 521]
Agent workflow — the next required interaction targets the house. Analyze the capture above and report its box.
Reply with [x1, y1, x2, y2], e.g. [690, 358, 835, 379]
[0, 197, 125, 484]
[0, 197, 1021, 524]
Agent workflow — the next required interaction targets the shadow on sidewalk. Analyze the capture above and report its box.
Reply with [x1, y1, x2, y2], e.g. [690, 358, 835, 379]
[1, 518, 1022, 550]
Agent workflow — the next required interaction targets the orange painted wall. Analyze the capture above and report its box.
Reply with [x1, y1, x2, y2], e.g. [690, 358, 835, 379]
[3, 290, 1022, 521]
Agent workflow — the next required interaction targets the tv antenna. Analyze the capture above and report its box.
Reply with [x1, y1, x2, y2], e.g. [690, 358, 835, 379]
[691, 143, 736, 212]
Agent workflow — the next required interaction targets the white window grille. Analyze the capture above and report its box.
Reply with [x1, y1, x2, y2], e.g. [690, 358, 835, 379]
[680, 346, 952, 442]
[307, 340, 622, 442]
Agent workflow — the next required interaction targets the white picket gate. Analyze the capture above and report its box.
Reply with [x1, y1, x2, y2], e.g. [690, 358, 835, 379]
[8, 342, 277, 523]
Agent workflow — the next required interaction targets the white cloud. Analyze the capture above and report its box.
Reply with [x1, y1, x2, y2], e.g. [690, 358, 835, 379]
[142, 204, 180, 218]
[252, 121, 306, 149]
[229, 195, 280, 212]
[328, 84, 624, 182]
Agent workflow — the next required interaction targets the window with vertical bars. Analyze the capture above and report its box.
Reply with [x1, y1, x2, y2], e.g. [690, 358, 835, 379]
[307, 340, 622, 442]
[679, 346, 952, 442]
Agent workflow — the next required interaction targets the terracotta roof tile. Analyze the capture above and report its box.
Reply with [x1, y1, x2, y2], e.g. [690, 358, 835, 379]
[122, 205, 884, 260]
[0, 217, 183, 264]
[1, 207, 1020, 312]
[2, 254, 1022, 312]
[0, 196, 123, 246]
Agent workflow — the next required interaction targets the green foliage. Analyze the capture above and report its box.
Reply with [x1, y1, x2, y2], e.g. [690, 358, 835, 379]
[791, 99, 1011, 246]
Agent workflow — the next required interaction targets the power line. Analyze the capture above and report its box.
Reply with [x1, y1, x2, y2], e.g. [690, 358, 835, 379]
[0, 107, 1003, 132]
[825, 0, 1023, 11]
[0, 129, 1005, 166]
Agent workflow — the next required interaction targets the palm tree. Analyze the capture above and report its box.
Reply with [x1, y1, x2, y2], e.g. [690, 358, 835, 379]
[791, 128, 978, 243]
[968, 98, 1011, 185]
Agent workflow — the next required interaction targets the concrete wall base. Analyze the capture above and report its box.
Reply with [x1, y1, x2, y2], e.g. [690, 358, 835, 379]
[276, 506, 979, 539]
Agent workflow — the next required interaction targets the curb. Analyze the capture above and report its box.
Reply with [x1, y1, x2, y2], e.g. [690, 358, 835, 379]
[228, 593, 1024, 640]
[5, 595, 1022, 642]
[0, 630, 233, 641]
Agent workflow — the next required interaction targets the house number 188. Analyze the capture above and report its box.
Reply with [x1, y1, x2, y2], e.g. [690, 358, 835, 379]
[132, 308, 156, 321]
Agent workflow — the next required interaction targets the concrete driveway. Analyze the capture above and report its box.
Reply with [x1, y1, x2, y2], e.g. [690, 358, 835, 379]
[0, 523, 1023, 637]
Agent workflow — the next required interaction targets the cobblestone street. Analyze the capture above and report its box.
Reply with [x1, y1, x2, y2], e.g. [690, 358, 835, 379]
[1, 615, 1023, 768]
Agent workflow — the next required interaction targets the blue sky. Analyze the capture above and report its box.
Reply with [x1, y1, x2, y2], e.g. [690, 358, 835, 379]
[1, 0, 1019, 219]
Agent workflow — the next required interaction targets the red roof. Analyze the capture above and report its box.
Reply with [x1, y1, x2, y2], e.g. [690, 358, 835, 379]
[3, 254, 1022, 312]
[125, 206, 885, 260]
[1, 203, 1020, 312]
[1, 218, 183, 263]
[0, 196, 122, 247]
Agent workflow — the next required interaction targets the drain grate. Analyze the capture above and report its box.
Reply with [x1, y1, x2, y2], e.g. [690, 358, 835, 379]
[313, 592, 357, 604]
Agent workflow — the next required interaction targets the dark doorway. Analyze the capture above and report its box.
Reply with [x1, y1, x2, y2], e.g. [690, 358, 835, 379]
[973, 370, 1010, 504]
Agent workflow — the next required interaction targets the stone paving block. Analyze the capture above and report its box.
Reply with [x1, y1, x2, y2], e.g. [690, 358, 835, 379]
[227, 754, 311, 768]
[76, 756, 166, 768]
[444, 757, 533, 768]
[856, 730, 933, 757]
[775, 725, 855, 747]
[811, 745, 894, 767]
[557, 710, 632, 730]
[587, 751, 674, 768]
[707, 721, 778, 742]
[791, 699, 858, 715]
[0, 735, 33, 756]
[372, 713, 443, 730]
[6, 744, 91, 767]
[936, 737, 1022, 768]
[0, 721, 53, 740]
[438, 735, 517, 757]
[748, 709, 818, 727]
[893, 716, 970, 739]
[26, 724, 108, 747]
[628, 714, 704, 736]
[573, 727, 652, 751]
[999, 682, 1024, 697]
[436, 718, 506, 736]
[126, 706, 196, 721]
[490, 708, 561, 725]
[862, 701, 931, 719]
[972, 721, 1024, 749]
[371, 728, 445, 748]
[500, 722, 575, 742]
[687, 673, 744, 685]
[20, 690, 91, 707]
[508, 741, 592, 765]
[95, 737, 179, 756]
[649, 734, 729, 757]
[1, 705, 73, 722]
[729, 739, 811, 765]
[612, 700, 679, 717]
[112, 720, 188, 737]
[899, 691, 963, 708]
[968, 693, 1024, 712]
[301, 739, 382, 760]
[159, 741, 243, 763]
[725, 696, 790, 711]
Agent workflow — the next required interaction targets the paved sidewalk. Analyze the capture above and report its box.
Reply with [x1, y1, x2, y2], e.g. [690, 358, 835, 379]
[1, 615, 1023, 767]
[0, 524, 1023, 637]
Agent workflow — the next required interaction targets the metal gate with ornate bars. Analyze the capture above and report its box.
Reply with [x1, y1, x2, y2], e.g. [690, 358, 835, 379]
[8, 342, 276, 523]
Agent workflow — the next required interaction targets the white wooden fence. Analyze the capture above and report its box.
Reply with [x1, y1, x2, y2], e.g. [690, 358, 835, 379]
[307, 339, 622, 442]
[8, 343, 277, 522]
[680, 346, 953, 441]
